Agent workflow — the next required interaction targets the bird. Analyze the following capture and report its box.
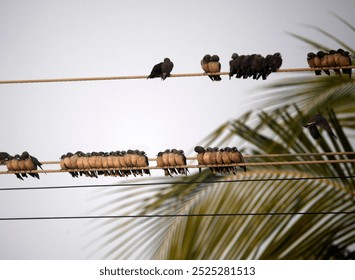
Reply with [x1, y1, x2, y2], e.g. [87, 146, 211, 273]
[147, 58, 174, 80]
[230, 147, 247, 172]
[304, 113, 337, 139]
[17, 154, 29, 178]
[6, 155, 24, 180]
[327, 50, 341, 76]
[201, 54, 213, 81]
[208, 55, 222, 81]
[21, 151, 42, 179]
[250, 54, 264, 80]
[0, 152, 11, 164]
[317, 51, 330, 75]
[337, 49, 352, 78]
[147, 62, 163, 79]
[173, 149, 188, 175]
[157, 151, 171, 177]
[239, 55, 253, 79]
[221, 147, 235, 174]
[232, 55, 245, 79]
[164, 149, 177, 175]
[307, 52, 321, 75]
[194, 146, 206, 173]
[161, 58, 174, 80]
[137, 150, 150, 176]
[269, 52, 283, 73]
[229, 53, 239, 79]
[209, 147, 219, 173]
[203, 147, 214, 173]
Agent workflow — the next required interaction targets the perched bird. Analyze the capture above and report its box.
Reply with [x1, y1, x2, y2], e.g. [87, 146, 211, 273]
[161, 58, 174, 80]
[21, 151, 42, 179]
[261, 54, 273, 79]
[269, 52, 283, 73]
[239, 55, 253, 79]
[208, 55, 222, 81]
[157, 151, 171, 177]
[147, 58, 174, 80]
[201, 54, 213, 81]
[147, 62, 163, 79]
[0, 152, 11, 164]
[317, 51, 330, 75]
[222, 147, 236, 174]
[337, 49, 352, 78]
[17, 154, 28, 178]
[304, 113, 337, 139]
[229, 53, 239, 79]
[327, 50, 341, 76]
[232, 55, 245, 79]
[230, 147, 247, 172]
[173, 149, 188, 175]
[307, 52, 320, 75]
[137, 150, 150, 176]
[62, 152, 78, 178]
[194, 146, 206, 173]
[250, 54, 264, 80]
[6, 155, 23, 180]
[210, 147, 219, 173]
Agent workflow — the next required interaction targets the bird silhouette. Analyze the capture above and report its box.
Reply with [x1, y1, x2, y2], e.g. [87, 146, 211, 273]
[304, 113, 337, 139]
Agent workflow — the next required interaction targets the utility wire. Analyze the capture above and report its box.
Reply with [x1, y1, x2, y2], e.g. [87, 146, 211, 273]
[1, 211, 354, 221]
[0, 175, 354, 192]
[0, 66, 353, 84]
[1, 158, 355, 175]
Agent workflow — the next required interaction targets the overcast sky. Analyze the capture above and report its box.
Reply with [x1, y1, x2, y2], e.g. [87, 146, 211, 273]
[0, 0, 354, 259]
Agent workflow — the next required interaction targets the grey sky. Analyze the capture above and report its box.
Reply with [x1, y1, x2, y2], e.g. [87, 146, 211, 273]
[0, 0, 354, 259]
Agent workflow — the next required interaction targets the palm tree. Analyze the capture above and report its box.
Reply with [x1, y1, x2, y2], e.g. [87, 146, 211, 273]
[88, 17, 355, 259]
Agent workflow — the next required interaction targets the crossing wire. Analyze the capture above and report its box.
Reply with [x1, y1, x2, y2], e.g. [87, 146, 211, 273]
[1, 211, 355, 221]
[0, 66, 353, 84]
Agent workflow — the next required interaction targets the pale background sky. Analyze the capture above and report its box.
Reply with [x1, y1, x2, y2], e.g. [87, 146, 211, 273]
[0, 0, 354, 259]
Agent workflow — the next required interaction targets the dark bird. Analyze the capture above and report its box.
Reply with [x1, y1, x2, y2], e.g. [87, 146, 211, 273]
[161, 58, 174, 80]
[239, 55, 252, 79]
[147, 58, 174, 80]
[201, 54, 213, 81]
[250, 54, 264, 80]
[147, 62, 163, 79]
[304, 113, 337, 139]
[208, 55, 222, 81]
[232, 55, 245, 79]
[21, 151, 43, 179]
[307, 52, 321, 75]
[0, 152, 11, 164]
[337, 49, 352, 78]
[229, 53, 239, 79]
[269, 52, 283, 73]
[317, 51, 330, 75]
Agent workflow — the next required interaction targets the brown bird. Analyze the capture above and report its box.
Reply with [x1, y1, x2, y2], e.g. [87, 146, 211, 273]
[165, 149, 177, 175]
[203, 147, 214, 174]
[21, 151, 42, 179]
[173, 149, 188, 175]
[209, 147, 219, 173]
[157, 151, 171, 177]
[230, 147, 247, 172]
[201, 54, 213, 81]
[119, 151, 130, 177]
[194, 146, 206, 173]
[307, 52, 321, 75]
[137, 150, 150, 176]
[327, 50, 341, 76]
[208, 55, 222, 81]
[222, 147, 236, 174]
[318, 51, 330, 75]
[6, 155, 24, 180]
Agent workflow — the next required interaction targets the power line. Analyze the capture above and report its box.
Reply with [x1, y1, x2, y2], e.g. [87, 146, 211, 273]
[1, 158, 354, 175]
[0, 66, 353, 84]
[1, 211, 354, 221]
[0, 175, 354, 192]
